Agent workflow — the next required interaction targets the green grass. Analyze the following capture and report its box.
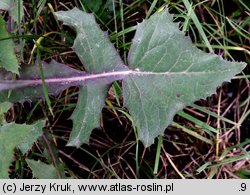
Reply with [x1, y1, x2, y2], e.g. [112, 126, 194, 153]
[1, 0, 249, 178]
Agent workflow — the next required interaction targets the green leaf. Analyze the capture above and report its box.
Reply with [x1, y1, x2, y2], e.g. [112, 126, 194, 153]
[0, 8, 246, 148]
[9, 0, 23, 23]
[55, 8, 126, 73]
[55, 8, 127, 147]
[0, 0, 24, 22]
[68, 84, 109, 146]
[0, 101, 12, 124]
[0, 101, 11, 116]
[26, 159, 61, 179]
[0, 121, 44, 178]
[0, 0, 12, 10]
[0, 17, 19, 74]
[123, 10, 246, 146]
[18, 128, 43, 154]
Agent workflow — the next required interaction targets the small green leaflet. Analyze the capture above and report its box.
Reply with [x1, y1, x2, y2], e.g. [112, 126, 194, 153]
[26, 159, 65, 179]
[0, 121, 44, 178]
[0, 101, 12, 123]
[0, 8, 246, 149]
[0, 17, 19, 74]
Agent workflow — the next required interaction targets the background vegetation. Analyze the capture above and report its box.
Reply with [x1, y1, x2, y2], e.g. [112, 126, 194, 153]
[1, 0, 250, 178]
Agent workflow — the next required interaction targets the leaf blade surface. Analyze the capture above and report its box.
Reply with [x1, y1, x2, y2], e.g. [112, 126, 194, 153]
[0, 121, 44, 178]
[67, 83, 108, 147]
[26, 159, 61, 179]
[124, 10, 246, 146]
[55, 8, 127, 147]
[0, 0, 24, 22]
[0, 17, 19, 74]
[55, 7, 127, 73]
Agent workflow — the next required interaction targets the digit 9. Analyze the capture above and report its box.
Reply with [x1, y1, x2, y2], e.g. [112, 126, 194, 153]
[240, 183, 246, 191]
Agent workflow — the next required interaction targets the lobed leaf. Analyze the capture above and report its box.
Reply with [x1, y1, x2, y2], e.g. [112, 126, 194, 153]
[0, 8, 246, 149]
[55, 8, 127, 147]
[26, 159, 63, 179]
[0, 121, 45, 178]
[124, 10, 246, 146]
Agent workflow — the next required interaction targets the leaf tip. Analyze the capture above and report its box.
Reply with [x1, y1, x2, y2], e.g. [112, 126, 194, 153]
[66, 137, 82, 148]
